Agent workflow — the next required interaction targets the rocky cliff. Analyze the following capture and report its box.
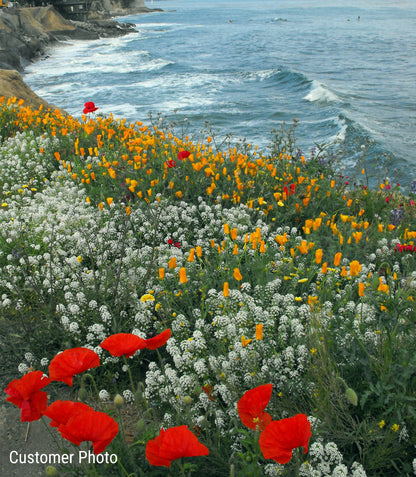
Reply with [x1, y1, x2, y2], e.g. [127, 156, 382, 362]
[0, 5, 137, 72]
[0, 3, 160, 109]
[0, 69, 56, 110]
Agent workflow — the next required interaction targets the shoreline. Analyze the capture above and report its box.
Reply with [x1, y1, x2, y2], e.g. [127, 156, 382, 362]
[0, 4, 161, 110]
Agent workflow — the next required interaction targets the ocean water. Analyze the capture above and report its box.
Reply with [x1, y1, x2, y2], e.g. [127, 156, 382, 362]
[24, 0, 416, 185]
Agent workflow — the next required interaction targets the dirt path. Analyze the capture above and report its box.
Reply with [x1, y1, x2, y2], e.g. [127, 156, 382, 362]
[0, 402, 62, 476]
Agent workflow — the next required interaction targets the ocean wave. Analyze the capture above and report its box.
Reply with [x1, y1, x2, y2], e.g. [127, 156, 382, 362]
[304, 80, 340, 103]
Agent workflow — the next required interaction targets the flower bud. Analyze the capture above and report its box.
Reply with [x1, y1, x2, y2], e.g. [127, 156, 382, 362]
[183, 395, 193, 405]
[136, 419, 146, 435]
[78, 387, 88, 402]
[114, 393, 124, 409]
[345, 388, 358, 406]
[45, 466, 59, 476]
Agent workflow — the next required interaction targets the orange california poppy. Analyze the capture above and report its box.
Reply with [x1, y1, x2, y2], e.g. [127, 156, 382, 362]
[146, 425, 209, 467]
[143, 329, 172, 350]
[58, 409, 119, 454]
[237, 384, 273, 431]
[43, 400, 92, 428]
[48, 347, 100, 386]
[233, 268, 243, 281]
[259, 413, 312, 464]
[100, 333, 147, 358]
[4, 371, 52, 422]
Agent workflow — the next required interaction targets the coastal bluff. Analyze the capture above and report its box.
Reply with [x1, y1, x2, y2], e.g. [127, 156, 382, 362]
[0, 1, 159, 109]
[0, 69, 54, 110]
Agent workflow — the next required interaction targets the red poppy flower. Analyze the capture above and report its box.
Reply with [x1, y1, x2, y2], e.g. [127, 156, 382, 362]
[174, 242, 181, 248]
[259, 413, 312, 464]
[237, 384, 273, 431]
[177, 150, 191, 161]
[58, 409, 119, 454]
[48, 348, 100, 386]
[143, 329, 171, 350]
[165, 159, 177, 168]
[168, 238, 174, 245]
[202, 384, 215, 401]
[146, 425, 209, 467]
[83, 101, 98, 114]
[43, 400, 93, 427]
[4, 371, 52, 422]
[100, 333, 147, 358]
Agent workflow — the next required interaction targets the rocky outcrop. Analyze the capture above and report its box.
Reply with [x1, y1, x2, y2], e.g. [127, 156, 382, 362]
[0, 69, 56, 110]
[88, 0, 160, 20]
[0, 6, 136, 72]
[0, 3, 161, 110]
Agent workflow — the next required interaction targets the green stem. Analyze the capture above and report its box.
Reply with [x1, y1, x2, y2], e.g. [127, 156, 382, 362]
[117, 458, 132, 477]
[81, 373, 104, 411]
[122, 355, 136, 392]
[40, 416, 62, 450]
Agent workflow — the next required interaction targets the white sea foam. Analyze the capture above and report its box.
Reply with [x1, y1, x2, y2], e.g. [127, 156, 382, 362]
[304, 80, 339, 103]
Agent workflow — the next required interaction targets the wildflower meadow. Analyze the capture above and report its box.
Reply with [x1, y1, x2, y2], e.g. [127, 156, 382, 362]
[1, 96, 416, 476]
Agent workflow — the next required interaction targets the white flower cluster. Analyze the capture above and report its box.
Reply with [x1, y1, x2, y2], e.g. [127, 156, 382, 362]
[145, 283, 311, 432]
[299, 442, 367, 476]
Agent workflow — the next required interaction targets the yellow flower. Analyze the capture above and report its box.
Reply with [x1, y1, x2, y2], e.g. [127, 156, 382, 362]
[391, 424, 400, 432]
[241, 336, 252, 347]
[179, 267, 187, 284]
[230, 228, 238, 240]
[168, 257, 177, 269]
[106, 197, 113, 206]
[378, 420, 385, 429]
[358, 282, 365, 297]
[196, 246, 202, 257]
[255, 324, 263, 341]
[223, 282, 230, 297]
[77, 256, 82, 262]
[159, 268, 165, 279]
[315, 249, 323, 264]
[233, 268, 243, 281]
[321, 262, 328, 274]
[141, 294, 155, 303]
